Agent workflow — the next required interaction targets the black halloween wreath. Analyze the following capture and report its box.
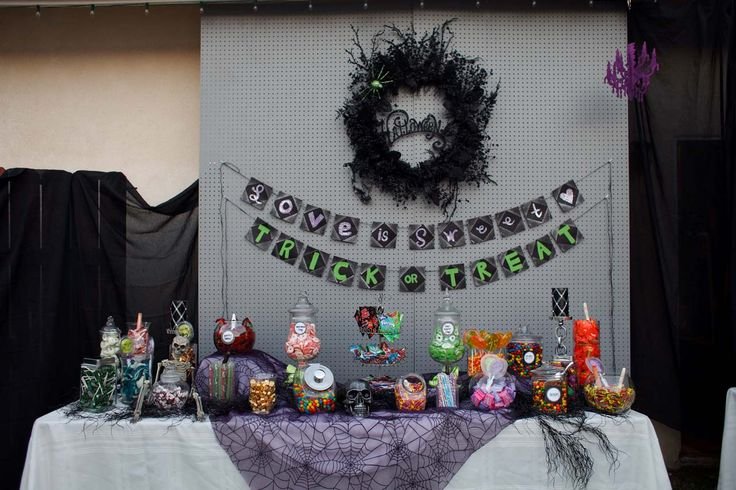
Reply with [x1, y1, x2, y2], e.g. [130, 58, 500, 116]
[340, 20, 499, 215]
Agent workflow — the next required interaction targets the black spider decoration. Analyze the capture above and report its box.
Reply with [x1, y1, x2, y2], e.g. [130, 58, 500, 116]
[339, 20, 499, 216]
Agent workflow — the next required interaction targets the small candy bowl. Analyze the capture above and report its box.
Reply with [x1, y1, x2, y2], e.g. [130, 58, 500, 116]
[583, 373, 635, 414]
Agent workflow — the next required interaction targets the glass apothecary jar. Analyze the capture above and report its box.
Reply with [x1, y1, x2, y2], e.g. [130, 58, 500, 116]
[531, 364, 568, 414]
[506, 326, 543, 378]
[249, 374, 277, 415]
[151, 366, 190, 411]
[293, 363, 335, 414]
[285, 293, 321, 366]
[395, 374, 427, 412]
[99, 316, 121, 360]
[79, 358, 117, 412]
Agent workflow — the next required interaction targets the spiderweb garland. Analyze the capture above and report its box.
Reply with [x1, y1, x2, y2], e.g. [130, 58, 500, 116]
[339, 20, 499, 216]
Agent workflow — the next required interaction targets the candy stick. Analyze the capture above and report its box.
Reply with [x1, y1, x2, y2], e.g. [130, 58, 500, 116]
[220, 362, 226, 400]
[208, 365, 214, 398]
[592, 365, 602, 387]
[617, 367, 626, 391]
[583, 303, 590, 321]
[227, 363, 234, 400]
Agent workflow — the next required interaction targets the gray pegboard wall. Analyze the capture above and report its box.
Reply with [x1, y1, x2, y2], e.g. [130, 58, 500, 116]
[199, 6, 629, 382]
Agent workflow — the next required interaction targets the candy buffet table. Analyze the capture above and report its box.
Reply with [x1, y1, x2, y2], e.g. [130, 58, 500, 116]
[719, 387, 736, 490]
[21, 408, 670, 490]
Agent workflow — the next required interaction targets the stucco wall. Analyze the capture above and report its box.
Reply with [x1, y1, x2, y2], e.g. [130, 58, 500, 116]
[0, 5, 200, 205]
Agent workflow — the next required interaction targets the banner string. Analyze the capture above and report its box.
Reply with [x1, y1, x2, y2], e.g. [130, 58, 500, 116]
[218, 160, 611, 232]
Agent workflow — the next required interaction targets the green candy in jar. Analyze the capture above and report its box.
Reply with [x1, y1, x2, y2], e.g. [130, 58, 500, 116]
[429, 291, 465, 368]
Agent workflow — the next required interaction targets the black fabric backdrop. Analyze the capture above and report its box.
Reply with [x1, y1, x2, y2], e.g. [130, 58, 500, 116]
[630, 0, 736, 441]
[0, 169, 198, 488]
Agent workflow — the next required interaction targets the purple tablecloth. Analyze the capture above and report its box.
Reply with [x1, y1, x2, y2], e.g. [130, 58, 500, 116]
[212, 406, 513, 490]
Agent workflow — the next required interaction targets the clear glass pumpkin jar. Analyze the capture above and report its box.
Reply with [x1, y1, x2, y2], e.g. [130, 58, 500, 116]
[151, 367, 190, 411]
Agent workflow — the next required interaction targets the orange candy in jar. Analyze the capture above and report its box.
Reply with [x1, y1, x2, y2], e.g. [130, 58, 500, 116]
[573, 318, 600, 385]
[395, 374, 427, 411]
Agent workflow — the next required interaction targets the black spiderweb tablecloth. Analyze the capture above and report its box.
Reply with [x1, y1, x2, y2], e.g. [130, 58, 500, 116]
[211, 406, 513, 490]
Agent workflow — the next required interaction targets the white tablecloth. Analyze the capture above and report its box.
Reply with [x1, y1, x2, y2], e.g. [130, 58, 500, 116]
[21, 409, 670, 490]
[719, 388, 736, 490]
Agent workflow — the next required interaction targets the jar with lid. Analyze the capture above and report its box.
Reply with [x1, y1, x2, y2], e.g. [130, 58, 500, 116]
[285, 293, 321, 367]
[99, 316, 121, 360]
[151, 366, 190, 410]
[214, 314, 256, 355]
[395, 374, 427, 412]
[505, 326, 543, 378]
[79, 357, 117, 412]
[428, 291, 464, 372]
[293, 363, 335, 414]
[531, 363, 568, 414]
[550, 354, 577, 398]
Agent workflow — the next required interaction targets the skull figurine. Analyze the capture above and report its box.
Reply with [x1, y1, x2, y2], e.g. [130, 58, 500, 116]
[345, 379, 372, 417]
[170, 335, 194, 365]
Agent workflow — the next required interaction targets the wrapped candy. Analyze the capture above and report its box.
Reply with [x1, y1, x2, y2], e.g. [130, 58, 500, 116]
[470, 354, 516, 410]
[378, 311, 403, 342]
[354, 307, 380, 338]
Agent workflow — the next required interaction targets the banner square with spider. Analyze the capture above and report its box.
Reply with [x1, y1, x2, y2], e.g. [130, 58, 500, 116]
[409, 224, 435, 250]
[467, 215, 495, 244]
[358, 264, 386, 290]
[526, 235, 557, 267]
[299, 246, 330, 277]
[300, 205, 331, 235]
[270, 232, 303, 266]
[550, 220, 584, 252]
[552, 180, 584, 213]
[498, 247, 530, 278]
[439, 264, 466, 290]
[271, 192, 302, 223]
[245, 217, 277, 251]
[327, 256, 357, 287]
[471, 257, 500, 287]
[521, 196, 552, 229]
[331, 215, 360, 244]
[241, 177, 272, 210]
[495, 208, 525, 238]
[438, 221, 466, 248]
